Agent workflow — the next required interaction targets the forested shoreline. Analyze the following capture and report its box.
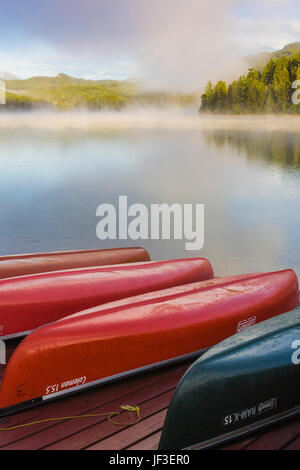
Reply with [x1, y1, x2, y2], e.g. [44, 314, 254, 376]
[3, 53, 300, 114]
[200, 55, 300, 114]
[2, 75, 197, 111]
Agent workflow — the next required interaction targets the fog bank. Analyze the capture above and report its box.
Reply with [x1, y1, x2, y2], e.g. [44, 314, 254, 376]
[0, 111, 300, 132]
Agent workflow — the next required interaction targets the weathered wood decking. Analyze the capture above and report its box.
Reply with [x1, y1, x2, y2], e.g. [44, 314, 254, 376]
[1, 342, 300, 450]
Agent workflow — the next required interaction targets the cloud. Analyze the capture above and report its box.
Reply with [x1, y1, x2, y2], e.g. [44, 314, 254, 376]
[255, 0, 294, 5]
[235, 17, 300, 54]
[0, 0, 299, 88]
[0, 0, 242, 89]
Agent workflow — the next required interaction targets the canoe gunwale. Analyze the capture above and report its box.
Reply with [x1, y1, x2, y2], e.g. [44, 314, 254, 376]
[184, 403, 300, 450]
[1, 329, 44, 342]
[0, 347, 209, 418]
[0, 247, 148, 261]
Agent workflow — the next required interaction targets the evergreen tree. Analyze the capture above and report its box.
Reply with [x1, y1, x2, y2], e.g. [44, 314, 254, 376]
[273, 63, 291, 111]
[200, 54, 300, 114]
[201, 81, 214, 111]
[214, 81, 228, 111]
[262, 59, 276, 85]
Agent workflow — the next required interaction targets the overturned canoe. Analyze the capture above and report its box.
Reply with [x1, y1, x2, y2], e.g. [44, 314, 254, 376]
[0, 269, 297, 416]
[0, 247, 150, 279]
[159, 306, 300, 450]
[0, 258, 213, 340]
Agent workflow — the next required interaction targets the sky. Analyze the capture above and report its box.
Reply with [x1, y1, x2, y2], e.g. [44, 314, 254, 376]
[0, 0, 299, 89]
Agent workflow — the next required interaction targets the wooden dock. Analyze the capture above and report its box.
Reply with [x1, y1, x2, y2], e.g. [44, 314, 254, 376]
[1, 342, 300, 450]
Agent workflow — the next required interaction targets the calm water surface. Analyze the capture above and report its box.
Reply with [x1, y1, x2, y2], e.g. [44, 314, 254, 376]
[1, 114, 300, 278]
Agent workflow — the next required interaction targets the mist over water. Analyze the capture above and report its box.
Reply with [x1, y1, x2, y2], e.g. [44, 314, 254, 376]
[1, 111, 300, 132]
[1, 112, 300, 279]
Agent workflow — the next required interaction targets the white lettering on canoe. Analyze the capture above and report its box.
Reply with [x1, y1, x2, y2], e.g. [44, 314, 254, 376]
[224, 406, 256, 426]
[61, 376, 87, 389]
[223, 397, 278, 427]
[291, 340, 300, 365]
[258, 398, 278, 415]
[45, 376, 87, 395]
[45, 383, 59, 395]
[237, 316, 256, 333]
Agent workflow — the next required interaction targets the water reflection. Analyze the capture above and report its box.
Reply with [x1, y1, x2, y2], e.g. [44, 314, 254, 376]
[203, 129, 300, 171]
[0, 123, 300, 279]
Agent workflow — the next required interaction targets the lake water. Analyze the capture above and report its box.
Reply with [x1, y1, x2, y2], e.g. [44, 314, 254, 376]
[0, 111, 300, 278]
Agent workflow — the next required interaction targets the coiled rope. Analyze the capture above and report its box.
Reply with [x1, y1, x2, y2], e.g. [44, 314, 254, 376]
[0, 405, 141, 431]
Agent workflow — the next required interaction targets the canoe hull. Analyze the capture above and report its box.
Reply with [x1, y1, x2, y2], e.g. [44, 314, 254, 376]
[0, 258, 213, 340]
[159, 307, 300, 450]
[0, 347, 207, 417]
[0, 269, 298, 416]
[0, 247, 150, 279]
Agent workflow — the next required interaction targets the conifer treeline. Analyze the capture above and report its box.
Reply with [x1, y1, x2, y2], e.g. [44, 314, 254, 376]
[200, 55, 300, 114]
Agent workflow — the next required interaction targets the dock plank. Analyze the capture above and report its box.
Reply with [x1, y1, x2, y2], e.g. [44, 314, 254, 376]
[244, 418, 300, 450]
[0, 363, 184, 447]
[221, 437, 258, 450]
[42, 376, 181, 450]
[0, 364, 188, 450]
[282, 434, 300, 450]
[86, 410, 167, 450]
[127, 432, 162, 450]
[1, 346, 300, 450]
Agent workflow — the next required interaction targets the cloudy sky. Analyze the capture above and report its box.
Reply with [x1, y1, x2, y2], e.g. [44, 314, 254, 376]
[0, 0, 299, 88]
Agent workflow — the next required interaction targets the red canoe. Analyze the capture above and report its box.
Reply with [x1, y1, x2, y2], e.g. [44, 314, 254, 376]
[0, 247, 150, 279]
[0, 269, 297, 415]
[0, 258, 213, 340]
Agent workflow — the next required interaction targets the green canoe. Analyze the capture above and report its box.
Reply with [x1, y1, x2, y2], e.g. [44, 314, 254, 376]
[159, 307, 300, 450]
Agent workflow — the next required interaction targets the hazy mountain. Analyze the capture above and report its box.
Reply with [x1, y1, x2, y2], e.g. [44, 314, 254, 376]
[0, 69, 19, 80]
[5, 73, 139, 94]
[4, 73, 197, 111]
[247, 42, 300, 69]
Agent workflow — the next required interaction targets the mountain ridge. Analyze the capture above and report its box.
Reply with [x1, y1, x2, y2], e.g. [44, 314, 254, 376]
[247, 42, 300, 69]
[0, 69, 19, 80]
